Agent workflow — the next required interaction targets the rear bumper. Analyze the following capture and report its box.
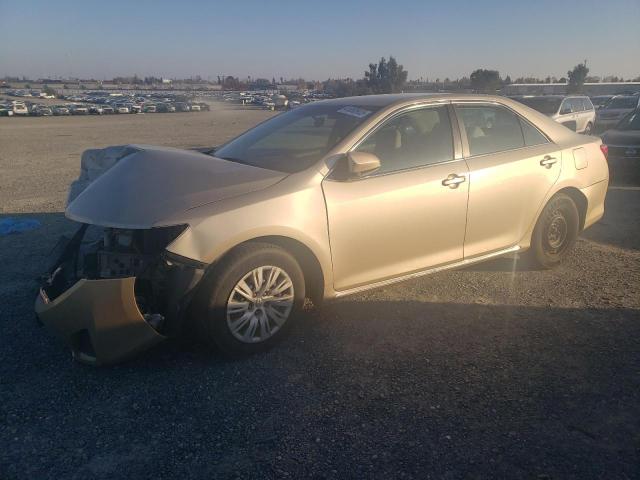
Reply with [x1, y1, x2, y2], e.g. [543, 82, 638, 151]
[581, 180, 608, 230]
[35, 277, 165, 365]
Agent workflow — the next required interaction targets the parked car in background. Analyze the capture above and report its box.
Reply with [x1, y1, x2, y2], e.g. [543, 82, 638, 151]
[189, 103, 201, 112]
[143, 104, 157, 113]
[32, 105, 53, 116]
[52, 105, 70, 116]
[69, 104, 89, 115]
[101, 106, 114, 114]
[156, 103, 176, 113]
[89, 105, 104, 115]
[596, 94, 640, 133]
[590, 95, 614, 110]
[174, 102, 191, 112]
[35, 94, 609, 364]
[513, 95, 595, 134]
[601, 108, 640, 184]
[115, 105, 130, 114]
[0, 104, 14, 116]
[12, 101, 29, 115]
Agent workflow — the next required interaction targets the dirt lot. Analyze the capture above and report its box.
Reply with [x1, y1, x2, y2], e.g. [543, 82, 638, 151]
[1, 105, 639, 479]
[0, 103, 275, 213]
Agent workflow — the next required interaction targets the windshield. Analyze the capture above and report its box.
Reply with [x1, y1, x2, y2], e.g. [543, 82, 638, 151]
[606, 96, 638, 109]
[214, 103, 381, 173]
[615, 111, 640, 130]
[516, 97, 562, 115]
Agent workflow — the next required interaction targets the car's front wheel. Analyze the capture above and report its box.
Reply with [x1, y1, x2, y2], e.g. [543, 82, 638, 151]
[526, 193, 579, 269]
[193, 243, 305, 356]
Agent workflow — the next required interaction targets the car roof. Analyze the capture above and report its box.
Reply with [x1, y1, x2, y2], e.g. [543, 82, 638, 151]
[315, 93, 599, 110]
[512, 95, 587, 99]
[317, 93, 446, 107]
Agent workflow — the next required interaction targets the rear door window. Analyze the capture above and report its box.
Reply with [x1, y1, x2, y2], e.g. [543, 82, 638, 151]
[455, 104, 525, 156]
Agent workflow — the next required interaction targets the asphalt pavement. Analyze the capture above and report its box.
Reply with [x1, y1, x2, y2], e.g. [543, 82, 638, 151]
[1, 185, 639, 479]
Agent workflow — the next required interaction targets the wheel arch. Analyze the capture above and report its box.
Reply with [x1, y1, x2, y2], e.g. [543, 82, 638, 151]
[555, 186, 588, 231]
[519, 185, 589, 250]
[203, 235, 326, 307]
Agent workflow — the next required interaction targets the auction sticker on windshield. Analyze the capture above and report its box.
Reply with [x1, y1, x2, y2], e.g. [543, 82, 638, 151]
[337, 106, 372, 119]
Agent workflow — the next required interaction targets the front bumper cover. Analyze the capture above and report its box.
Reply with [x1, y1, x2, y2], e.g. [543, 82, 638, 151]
[35, 276, 165, 365]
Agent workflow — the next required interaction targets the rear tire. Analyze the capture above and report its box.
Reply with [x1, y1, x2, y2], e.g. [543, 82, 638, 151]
[193, 243, 305, 356]
[526, 193, 579, 269]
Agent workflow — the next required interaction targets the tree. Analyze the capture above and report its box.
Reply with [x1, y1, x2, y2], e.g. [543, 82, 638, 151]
[469, 69, 501, 93]
[364, 56, 408, 94]
[567, 62, 589, 93]
[504, 75, 512, 85]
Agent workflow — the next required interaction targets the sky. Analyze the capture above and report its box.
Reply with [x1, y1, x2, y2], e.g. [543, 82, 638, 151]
[0, 0, 638, 81]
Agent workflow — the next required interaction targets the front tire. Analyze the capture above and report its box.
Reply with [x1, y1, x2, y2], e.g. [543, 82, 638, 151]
[193, 243, 305, 356]
[526, 193, 579, 269]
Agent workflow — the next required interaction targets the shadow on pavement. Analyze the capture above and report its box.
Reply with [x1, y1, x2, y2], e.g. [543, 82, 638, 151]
[2, 294, 639, 479]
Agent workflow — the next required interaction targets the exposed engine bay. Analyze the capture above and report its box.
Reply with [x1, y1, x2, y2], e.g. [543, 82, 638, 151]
[41, 223, 205, 337]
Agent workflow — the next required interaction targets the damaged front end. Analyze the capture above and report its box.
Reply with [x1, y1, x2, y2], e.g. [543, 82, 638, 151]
[35, 224, 206, 365]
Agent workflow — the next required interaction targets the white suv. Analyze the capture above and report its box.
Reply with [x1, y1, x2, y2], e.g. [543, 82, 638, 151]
[514, 95, 596, 134]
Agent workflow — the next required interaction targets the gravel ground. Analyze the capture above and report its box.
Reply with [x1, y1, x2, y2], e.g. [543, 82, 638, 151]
[1, 106, 639, 479]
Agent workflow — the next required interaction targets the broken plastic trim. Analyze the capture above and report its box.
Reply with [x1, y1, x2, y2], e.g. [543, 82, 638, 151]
[35, 222, 206, 364]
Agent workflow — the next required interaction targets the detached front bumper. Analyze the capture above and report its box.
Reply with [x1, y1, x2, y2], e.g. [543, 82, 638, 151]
[35, 277, 165, 365]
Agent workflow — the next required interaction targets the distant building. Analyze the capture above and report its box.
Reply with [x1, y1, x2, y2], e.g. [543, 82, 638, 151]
[503, 82, 640, 96]
[277, 84, 299, 92]
[161, 78, 172, 84]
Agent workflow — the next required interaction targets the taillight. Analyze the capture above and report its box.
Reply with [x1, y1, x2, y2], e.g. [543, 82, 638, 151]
[600, 144, 608, 160]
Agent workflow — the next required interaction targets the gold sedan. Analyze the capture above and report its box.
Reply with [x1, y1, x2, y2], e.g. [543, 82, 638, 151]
[37, 94, 609, 363]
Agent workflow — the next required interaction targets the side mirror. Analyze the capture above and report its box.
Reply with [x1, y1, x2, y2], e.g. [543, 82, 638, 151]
[347, 151, 381, 176]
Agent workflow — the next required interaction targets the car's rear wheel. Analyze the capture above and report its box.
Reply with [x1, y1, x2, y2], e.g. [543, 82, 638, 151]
[526, 193, 579, 269]
[193, 243, 305, 356]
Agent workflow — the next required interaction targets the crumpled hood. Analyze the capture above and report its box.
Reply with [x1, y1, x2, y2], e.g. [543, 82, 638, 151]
[66, 145, 287, 228]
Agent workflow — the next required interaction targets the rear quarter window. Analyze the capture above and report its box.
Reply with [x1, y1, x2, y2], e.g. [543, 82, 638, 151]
[520, 119, 549, 147]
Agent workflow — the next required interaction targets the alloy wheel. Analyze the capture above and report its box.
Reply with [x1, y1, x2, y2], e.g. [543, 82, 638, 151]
[226, 266, 294, 343]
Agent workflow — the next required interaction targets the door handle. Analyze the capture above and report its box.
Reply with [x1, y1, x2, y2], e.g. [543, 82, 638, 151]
[441, 174, 466, 188]
[540, 156, 557, 168]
